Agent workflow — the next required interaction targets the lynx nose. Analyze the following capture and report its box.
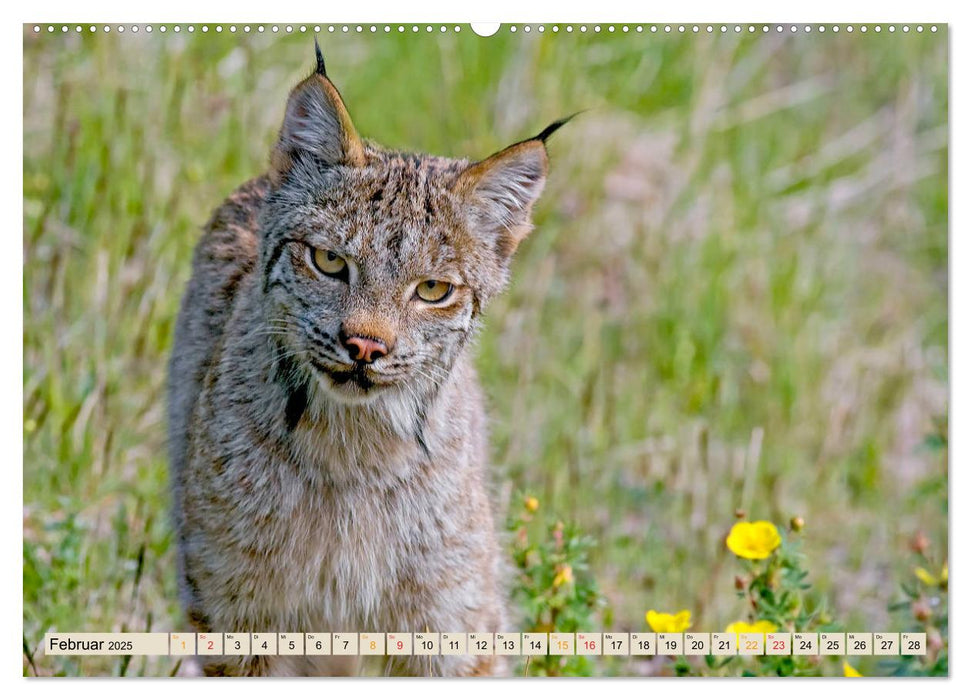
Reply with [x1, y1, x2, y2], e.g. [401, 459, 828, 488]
[340, 333, 389, 364]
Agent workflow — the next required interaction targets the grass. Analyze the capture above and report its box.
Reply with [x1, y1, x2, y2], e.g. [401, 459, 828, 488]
[23, 25, 948, 676]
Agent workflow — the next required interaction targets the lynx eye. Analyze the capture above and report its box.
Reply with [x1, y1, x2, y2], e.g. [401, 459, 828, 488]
[415, 280, 454, 303]
[310, 248, 348, 279]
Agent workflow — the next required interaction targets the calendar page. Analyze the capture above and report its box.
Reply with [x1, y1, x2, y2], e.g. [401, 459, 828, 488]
[21, 12, 949, 680]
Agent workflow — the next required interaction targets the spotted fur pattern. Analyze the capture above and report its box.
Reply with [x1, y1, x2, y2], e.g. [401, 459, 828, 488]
[167, 55, 560, 676]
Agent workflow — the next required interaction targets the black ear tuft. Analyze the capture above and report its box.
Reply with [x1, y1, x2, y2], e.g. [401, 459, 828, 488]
[532, 111, 584, 144]
[270, 52, 366, 181]
[314, 36, 327, 76]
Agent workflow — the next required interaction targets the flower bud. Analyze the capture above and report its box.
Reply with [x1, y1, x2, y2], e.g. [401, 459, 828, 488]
[524, 496, 539, 513]
[910, 532, 930, 556]
[735, 508, 747, 519]
[912, 599, 932, 622]
[734, 575, 747, 591]
[790, 516, 805, 532]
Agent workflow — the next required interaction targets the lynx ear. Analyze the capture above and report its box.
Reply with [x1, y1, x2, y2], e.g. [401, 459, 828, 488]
[452, 117, 572, 260]
[270, 49, 366, 185]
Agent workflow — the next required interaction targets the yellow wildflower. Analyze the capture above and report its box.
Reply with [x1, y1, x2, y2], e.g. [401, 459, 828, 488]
[914, 567, 938, 586]
[524, 496, 539, 513]
[725, 619, 777, 643]
[843, 661, 863, 677]
[646, 609, 692, 633]
[726, 521, 781, 559]
[725, 620, 777, 634]
[552, 564, 573, 588]
[915, 563, 948, 588]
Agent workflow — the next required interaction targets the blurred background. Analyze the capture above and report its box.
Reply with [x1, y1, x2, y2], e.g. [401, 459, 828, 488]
[23, 25, 947, 675]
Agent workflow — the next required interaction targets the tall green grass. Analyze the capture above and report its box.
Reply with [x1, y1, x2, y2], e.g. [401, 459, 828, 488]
[23, 26, 947, 676]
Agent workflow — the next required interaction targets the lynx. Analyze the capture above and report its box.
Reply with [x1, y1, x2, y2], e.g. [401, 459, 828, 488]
[167, 44, 566, 676]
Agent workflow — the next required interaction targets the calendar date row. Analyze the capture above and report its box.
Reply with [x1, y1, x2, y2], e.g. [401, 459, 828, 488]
[45, 631, 926, 657]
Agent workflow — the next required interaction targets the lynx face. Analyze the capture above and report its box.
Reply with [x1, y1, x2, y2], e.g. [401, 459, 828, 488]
[257, 50, 564, 404]
[261, 159, 486, 403]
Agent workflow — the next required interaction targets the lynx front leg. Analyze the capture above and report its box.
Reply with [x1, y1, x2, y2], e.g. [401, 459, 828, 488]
[386, 574, 511, 677]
